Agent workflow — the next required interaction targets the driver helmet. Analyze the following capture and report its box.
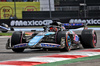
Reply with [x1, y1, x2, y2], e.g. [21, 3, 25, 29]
[49, 27, 58, 32]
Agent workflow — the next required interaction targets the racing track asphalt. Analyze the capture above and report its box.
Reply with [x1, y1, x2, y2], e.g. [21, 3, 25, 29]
[0, 30, 100, 66]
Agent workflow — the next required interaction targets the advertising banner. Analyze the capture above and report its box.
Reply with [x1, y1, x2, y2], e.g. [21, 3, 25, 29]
[0, 2, 40, 19]
[10, 19, 53, 27]
[60, 18, 100, 25]
[0, 19, 53, 27]
[0, 18, 100, 27]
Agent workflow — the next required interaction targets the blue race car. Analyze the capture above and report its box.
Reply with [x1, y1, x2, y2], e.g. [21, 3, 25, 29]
[0, 23, 14, 33]
[6, 22, 97, 52]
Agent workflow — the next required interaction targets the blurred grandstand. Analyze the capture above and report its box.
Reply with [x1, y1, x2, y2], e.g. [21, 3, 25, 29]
[55, 0, 100, 18]
[0, 0, 100, 19]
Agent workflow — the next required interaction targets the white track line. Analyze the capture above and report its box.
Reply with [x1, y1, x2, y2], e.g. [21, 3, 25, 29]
[0, 36, 10, 38]
[59, 52, 100, 56]
[11, 57, 71, 63]
[0, 65, 17, 66]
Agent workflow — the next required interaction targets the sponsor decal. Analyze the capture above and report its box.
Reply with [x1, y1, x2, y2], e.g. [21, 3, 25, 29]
[0, 6, 13, 19]
[69, 19, 100, 25]
[14, 43, 27, 48]
[10, 20, 53, 26]
[63, 23, 83, 26]
[41, 43, 60, 47]
[24, 6, 37, 11]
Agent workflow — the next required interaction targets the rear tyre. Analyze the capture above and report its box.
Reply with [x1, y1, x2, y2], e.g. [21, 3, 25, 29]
[57, 31, 71, 52]
[81, 29, 97, 48]
[11, 31, 25, 53]
[2, 30, 8, 33]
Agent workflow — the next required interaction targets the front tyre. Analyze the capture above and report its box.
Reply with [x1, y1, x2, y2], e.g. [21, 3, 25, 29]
[81, 29, 97, 48]
[57, 31, 71, 52]
[11, 31, 25, 53]
[61, 35, 71, 51]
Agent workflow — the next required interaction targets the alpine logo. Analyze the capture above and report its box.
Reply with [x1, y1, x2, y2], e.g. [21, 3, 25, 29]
[10, 20, 53, 26]
[69, 19, 100, 25]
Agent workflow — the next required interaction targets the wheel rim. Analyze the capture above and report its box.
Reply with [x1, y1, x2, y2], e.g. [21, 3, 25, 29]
[93, 33, 97, 47]
[66, 35, 71, 50]
[67, 36, 71, 46]
[60, 37, 65, 48]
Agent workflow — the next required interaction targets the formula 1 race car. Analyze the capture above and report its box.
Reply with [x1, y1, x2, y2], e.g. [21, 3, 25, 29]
[0, 23, 14, 33]
[6, 22, 97, 53]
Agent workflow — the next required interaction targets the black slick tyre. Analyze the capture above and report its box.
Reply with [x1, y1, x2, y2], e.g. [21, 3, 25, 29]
[11, 31, 25, 53]
[81, 29, 97, 48]
[2, 30, 8, 33]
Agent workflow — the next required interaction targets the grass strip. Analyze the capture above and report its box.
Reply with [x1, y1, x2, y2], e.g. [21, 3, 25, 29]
[35, 55, 100, 66]
[88, 26, 100, 27]
[0, 33, 12, 36]
[0, 33, 29, 36]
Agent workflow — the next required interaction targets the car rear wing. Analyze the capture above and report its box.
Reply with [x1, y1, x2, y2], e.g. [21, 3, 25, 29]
[63, 23, 87, 29]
